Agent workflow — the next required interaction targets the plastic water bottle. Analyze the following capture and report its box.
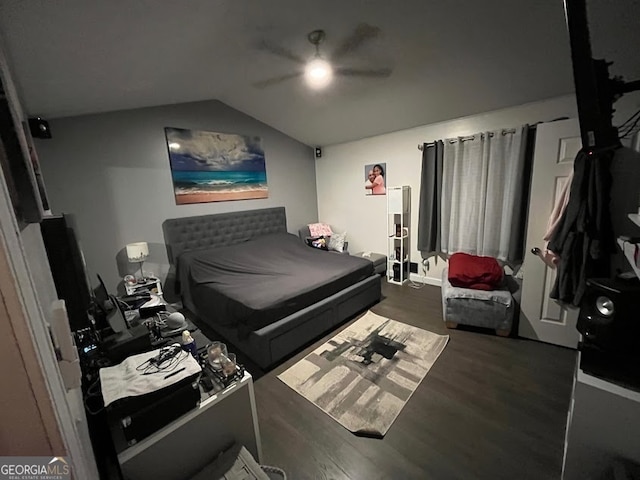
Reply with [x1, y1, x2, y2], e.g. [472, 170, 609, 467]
[181, 330, 197, 358]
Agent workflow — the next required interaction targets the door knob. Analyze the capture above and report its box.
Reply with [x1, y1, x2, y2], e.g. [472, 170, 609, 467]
[530, 247, 558, 269]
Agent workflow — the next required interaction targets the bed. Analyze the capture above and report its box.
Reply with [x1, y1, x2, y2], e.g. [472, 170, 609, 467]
[163, 207, 381, 368]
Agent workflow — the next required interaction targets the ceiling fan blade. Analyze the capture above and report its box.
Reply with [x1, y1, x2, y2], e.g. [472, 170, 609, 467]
[332, 23, 381, 60]
[252, 72, 303, 89]
[335, 67, 392, 78]
[256, 40, 305, 64]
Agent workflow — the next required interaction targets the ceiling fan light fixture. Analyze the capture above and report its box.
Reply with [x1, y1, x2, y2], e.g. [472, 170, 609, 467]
[253, 25, 390, 90]
[305, 57, 333, 89]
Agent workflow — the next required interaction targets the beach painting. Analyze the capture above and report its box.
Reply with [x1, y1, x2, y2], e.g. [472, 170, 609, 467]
[165, 127, 268, 204]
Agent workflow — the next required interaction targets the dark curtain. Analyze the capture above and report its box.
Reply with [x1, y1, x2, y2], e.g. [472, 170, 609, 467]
[417, 141, 443, 258]
[506, 124, 536, 265]
[548, 147, 616, 306]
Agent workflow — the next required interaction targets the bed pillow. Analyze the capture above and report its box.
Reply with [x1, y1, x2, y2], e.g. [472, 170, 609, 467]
[328, 231, 347, 253]
[305, 236, 328, 250]
[308, 222, 333, 237]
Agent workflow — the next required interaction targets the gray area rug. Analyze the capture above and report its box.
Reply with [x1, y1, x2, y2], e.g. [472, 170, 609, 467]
[278, 310, 449, 437]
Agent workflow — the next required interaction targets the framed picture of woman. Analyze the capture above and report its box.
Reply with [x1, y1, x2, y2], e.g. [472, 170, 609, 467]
[364, 163, 386, 195]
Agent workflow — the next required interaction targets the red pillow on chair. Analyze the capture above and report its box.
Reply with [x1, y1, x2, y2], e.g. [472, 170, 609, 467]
[448, 252, 504, 291]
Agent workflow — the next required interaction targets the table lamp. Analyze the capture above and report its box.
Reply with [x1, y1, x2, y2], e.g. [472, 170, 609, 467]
[126, 241, 149, 282]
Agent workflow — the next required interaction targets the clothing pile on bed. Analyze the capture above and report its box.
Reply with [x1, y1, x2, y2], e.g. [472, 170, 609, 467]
[305, 223, 347, 253]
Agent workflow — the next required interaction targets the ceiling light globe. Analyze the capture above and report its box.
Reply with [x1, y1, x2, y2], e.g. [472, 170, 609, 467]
[305, 58, 333, 89]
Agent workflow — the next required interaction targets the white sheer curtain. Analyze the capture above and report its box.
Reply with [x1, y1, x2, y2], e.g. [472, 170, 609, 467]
[440, 126, 528, 261]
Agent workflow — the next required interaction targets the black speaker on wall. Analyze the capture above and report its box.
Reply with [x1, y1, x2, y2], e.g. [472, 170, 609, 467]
[578, 277, 640, 354]
[28, 117, 52, 139]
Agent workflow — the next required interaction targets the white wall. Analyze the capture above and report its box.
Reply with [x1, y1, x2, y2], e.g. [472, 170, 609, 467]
[317, 95, 579, 285]
[36, 100, 318, 293]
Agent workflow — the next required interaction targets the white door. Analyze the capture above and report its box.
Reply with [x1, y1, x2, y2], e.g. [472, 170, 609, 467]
[519, 118, 581, 348]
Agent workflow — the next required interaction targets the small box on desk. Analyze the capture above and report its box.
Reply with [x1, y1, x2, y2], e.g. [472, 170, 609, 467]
[139, 303, 167, 319]
[125, 277, 162, 296]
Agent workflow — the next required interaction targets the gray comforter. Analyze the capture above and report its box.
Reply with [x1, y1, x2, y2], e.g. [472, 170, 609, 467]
[178, 232, 373, 334]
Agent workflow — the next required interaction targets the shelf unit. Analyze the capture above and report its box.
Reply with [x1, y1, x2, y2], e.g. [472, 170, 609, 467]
[387, 186, 410, 285]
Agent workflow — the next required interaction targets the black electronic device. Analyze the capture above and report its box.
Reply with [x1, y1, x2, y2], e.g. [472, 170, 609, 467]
[74, 327, 100, 356]
[119, 294, 152, 310]
[120, 294, 151, 302]
[578, 277, 640, 391]
[94, 275, 155, 361]
[578, 277, 640, 353]
[139, 304, 167, 319]
[107, 294, 130, 333]
[28, 117, 52, 139]
[108, 375, 200, 451]
[565, 0, 640, 149]
[101, 325, 152, 364]
[95, 274, 146, 326]
[41, 215, 93, 332]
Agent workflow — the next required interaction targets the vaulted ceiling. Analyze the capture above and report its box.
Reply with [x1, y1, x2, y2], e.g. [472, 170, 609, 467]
[0, 1, 636, 146]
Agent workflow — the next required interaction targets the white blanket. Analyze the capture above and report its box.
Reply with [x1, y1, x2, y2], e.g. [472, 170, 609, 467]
[99, 345, 202, 407]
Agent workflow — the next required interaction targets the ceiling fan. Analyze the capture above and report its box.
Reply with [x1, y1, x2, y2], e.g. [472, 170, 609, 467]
[253, 23, 392, 89]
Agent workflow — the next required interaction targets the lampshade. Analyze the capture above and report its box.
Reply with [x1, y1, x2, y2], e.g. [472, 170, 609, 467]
[126, 242, 149, 263]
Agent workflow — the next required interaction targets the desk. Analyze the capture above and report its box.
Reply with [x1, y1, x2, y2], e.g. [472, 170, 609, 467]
[118, 371, 262, 480]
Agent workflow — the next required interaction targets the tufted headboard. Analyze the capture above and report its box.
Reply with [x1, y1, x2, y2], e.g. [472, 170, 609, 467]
[162, 207, 287, 265]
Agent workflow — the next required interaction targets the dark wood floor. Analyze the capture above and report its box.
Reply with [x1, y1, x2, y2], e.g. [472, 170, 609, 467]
[251, 282, 577, 480]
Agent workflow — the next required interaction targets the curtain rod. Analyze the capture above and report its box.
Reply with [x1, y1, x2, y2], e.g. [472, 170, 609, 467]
[417, 128, 518, 151]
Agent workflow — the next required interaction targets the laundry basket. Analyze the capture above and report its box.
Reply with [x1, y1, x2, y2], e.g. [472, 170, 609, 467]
[261, 465, 287, 480]
[190, 444, 286, 480]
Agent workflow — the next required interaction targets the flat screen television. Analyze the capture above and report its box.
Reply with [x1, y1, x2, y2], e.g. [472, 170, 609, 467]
[40, 214, 93, 332]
